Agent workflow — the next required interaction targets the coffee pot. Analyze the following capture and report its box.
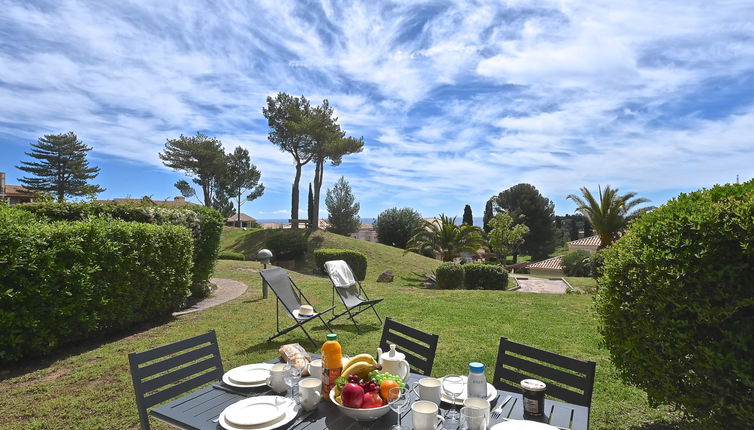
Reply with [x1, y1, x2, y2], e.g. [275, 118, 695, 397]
[376, 344, 410, 380]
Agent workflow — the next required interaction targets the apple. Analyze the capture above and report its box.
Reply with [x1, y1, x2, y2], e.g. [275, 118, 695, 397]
[341, 383, 365, 408]
[361, 391, 384, 409]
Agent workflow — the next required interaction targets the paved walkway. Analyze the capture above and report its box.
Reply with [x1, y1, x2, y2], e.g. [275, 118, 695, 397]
[173, 277, 249, 316]
[511, 275, 571, 294]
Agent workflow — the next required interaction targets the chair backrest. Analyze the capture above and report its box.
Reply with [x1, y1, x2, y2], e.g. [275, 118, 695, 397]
[324, 260, 365, 308]
[379, 317, 439, 376]
[128, 330, 224, 430]
[492, 337, 596, 408]
[260, 267, 303, 317]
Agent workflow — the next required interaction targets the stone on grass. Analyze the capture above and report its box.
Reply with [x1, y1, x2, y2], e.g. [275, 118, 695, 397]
[376, 270, 394, 283]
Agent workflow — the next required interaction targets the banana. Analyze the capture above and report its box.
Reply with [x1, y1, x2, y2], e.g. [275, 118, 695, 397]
[343, 353, 377, 370]
[341, 361, 381, 380]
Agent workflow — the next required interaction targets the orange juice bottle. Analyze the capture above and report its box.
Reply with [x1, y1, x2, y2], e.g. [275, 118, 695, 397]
[321, 333, 342, 401]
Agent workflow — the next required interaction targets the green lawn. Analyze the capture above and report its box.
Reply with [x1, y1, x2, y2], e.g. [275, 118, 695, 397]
[0, 232, 686, 429]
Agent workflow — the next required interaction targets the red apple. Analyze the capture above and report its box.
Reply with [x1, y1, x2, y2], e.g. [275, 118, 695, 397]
[361, 391, 383, 409]
[341, 383, 365, 408]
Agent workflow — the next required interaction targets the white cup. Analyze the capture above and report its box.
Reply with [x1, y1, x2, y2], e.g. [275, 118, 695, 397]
[412, 400, 445, 430]
[298, 377, 322, 411]
[417, 377, 442, 405]
[463, 397, 491, 424]
[460, 406, 488, 430]
[308, 359, 322, 380]
[267, 363, 288, 393]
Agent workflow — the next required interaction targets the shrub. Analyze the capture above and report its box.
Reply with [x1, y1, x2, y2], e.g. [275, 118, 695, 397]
[463, 263, 508, 290]
[0, 207, 193, 361]
[589, 251, 605, 279]
[561, 250, 592, 277]
[16, 202, 224, 297]
[596, 180, 754, 426]
[313, 249, 368, 281]
[435, 262, 464, 289]
[374, 207, 423, 249]
[218, 251, 245, 261]
[266, 230, 308, 260]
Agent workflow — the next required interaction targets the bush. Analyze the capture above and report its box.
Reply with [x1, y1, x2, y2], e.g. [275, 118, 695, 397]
[374, 207, 424, 249]
[17, 202, 223, 297]
[0, 207, 193, 361]
[218, 251, 245, 261]
[589, 251, 605, 279]
[266, 230, 308, 260]
[464, 263, 508, 290]
[561, 250, 592, 277]
[313, 249, 368, 281]
[596, 180, 754, 426]
[435, 262, 464, 289]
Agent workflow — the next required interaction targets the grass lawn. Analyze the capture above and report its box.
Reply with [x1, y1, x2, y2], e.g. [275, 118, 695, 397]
[0, 232, 685, 429]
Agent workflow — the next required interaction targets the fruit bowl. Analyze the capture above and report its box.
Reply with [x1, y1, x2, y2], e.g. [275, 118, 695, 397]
[329, 388, 391, 421]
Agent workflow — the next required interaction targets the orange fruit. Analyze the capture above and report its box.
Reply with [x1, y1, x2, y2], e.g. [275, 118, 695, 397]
[379, 379, 400, 401]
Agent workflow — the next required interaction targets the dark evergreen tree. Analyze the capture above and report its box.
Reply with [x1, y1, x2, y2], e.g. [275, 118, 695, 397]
[325, 176, 361, 236]
[569, 216, 580, 240]
[462, 204, 473, 225]
[483, 199, 494, 233]
[17, 132, 104, 202]
[307, 183, 314, 228]
[583, 218, 594, 237]
[223, 146, 264, 227]
[374, 207, 424, 249]
[493, 183, 556, 260]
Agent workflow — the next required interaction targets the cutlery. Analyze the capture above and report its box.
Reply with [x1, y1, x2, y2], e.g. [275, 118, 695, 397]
[491, 395, 512, 419]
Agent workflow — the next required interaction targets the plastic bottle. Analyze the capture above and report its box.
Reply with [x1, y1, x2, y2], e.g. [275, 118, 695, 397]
[321, 333, 342, 401]
[467, 362, 488, 399]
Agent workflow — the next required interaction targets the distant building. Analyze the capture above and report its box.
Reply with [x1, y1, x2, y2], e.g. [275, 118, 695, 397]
[98, 196, 199, 207]
[567, 235, 602, 254]
[0, 172, 33, 205]
[350, 223, 378, 242]
[227, 213, 256, 228]
[260, 222, 285, 229]
[527, 256, 565, 277]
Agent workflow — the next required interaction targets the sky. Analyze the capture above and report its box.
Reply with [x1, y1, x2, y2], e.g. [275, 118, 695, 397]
[1, 1, 753, 219]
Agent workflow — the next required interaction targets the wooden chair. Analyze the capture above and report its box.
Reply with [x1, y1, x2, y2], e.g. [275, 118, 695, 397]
[492, 337, 596, 423]
[259, 267, 335, 348]
[128, 330, 224, 430]
[379, 317, 439, 376]
[323, 260, 383, 333]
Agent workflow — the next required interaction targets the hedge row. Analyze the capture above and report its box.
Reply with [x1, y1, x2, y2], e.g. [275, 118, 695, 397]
[17, 202, 224, 297]
[436, 262, 508, 290]
[266, 230, 308, 261]
[218, 251, 245, 261]
[313, 249, 368, 281]
[0, 207, 193, 361]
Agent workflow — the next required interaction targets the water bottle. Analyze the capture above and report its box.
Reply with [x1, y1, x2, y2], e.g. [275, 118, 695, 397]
[467, 362, 487, 399]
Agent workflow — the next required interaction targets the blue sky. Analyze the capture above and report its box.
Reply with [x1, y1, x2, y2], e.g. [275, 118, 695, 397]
[1, 1, 752, 219]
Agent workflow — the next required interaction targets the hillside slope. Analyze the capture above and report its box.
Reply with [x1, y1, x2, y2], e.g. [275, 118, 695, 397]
[221, 228, 440, 285]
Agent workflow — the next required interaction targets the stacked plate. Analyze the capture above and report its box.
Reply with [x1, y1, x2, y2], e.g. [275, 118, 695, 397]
[222, 363, 275, 388]
[218, 396, 298, 430]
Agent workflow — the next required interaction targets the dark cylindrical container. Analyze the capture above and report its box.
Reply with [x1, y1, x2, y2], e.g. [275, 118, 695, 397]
[521, 379, 546, 417]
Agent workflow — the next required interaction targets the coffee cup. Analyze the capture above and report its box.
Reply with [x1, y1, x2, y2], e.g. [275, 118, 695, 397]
[308, 359, 323, 380]
[267, 363, 288, 393]
[463, 397, 491, 424]
[417, 377, 442, 405]
[298, 377, 322, 411]
[412, 400, 445, 430]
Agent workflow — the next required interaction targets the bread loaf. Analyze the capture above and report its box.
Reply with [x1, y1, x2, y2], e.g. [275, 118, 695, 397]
[279, 343, 311, 375]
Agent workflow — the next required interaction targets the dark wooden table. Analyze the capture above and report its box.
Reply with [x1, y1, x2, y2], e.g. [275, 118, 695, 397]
[151, 358, 588, 430]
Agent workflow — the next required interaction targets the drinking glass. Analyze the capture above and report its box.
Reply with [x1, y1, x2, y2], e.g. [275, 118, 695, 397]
[388, 386, 409, 430]
[283, 364, 301, 404]
[459, 406, 487, 430]
[442, 375, 465, 423]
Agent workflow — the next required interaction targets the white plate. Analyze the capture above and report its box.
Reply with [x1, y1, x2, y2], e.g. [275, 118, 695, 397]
[223, 363, 274, 388]
[224, 397, 287, 426]
[219, 396, 298, 430]
[491, 420, 559, 429]
[439, 375, 498, 405]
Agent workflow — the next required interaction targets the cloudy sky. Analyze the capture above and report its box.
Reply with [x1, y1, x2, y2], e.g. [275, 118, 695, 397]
[1, 1, 752, 219]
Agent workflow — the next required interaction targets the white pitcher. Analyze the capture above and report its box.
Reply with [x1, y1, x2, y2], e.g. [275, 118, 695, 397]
[376, 344, 410, 380]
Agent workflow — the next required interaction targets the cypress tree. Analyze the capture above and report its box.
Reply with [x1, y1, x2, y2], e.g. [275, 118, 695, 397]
[462, 204, 473, 225]
[307, 182, 314, 229]
[483, 199, 494, 233]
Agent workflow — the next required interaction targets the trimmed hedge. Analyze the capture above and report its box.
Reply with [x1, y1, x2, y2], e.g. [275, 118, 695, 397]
[266, 230, 308, 261]
[313, 249, 368, 281]
[463, 263, 508, 290]
[436, 262, 464, 289]
[596, 180, 754, 426]
[0, 207, 193, 361]
[16, 202, 224, 297]
[218, 251, 245, 261]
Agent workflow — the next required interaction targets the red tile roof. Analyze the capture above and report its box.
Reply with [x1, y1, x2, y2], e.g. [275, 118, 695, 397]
[527, 256, 564, 270]
[567, 235, 602, 247]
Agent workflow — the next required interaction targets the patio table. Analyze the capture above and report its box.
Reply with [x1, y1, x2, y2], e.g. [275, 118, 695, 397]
[151, 355, 588, 430]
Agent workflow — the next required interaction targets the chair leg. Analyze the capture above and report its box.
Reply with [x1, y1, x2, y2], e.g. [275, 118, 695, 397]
[318, 314, 333, 333]
[299, 326, 318, 350]
[345, 308, 361, 334]
[371, 305, 382, 324]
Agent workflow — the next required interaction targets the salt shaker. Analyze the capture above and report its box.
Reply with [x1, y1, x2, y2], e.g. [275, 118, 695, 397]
[467, 362, 487, 399]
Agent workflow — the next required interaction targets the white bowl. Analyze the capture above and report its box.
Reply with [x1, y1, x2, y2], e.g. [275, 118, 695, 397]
[329, 388, 391, 421]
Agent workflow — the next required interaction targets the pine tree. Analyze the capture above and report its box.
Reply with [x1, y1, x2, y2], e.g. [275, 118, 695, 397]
[462, 204, 473, 225]
[483, 199, 494, 233]
[325, 177, 361, 236]
[16, 132, 104, 202]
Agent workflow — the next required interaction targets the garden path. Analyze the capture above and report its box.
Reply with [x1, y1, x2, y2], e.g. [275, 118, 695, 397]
[173, 278, 249, 316]
[511, 275, 570, 294]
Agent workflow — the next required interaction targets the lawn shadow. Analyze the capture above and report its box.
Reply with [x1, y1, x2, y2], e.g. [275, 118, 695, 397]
[239, 335, 321, 356]
[0, 315, 174, 382]
[628, 420, 703, 430]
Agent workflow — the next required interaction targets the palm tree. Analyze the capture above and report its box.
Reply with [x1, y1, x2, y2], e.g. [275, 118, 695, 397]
[567, 185, 649, 247]
[405, 214, 485, 262]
